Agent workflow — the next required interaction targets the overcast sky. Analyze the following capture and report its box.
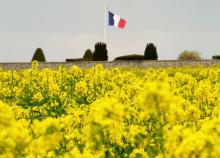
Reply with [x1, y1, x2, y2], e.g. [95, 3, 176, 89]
[0, 0, 220, 62]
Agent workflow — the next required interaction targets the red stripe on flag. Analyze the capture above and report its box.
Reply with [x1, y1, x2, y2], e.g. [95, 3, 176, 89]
[118, 18, 126, 29]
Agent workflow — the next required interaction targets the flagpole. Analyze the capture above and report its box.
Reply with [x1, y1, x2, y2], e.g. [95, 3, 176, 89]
[104, 5, 107, 43]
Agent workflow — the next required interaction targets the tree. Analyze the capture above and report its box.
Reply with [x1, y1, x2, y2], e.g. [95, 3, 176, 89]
[144, 43, 158, 60]
[114, 54, 144, 60]
[212, 55, 220, 59]
[92, 42, 108, 61]
[178, 50, 202, 60]
[83, 49, 93, 60]
[32, 48, 46, 62]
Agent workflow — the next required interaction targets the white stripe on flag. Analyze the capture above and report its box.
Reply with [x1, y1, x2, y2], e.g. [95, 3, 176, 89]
[113, 15, 120, 27]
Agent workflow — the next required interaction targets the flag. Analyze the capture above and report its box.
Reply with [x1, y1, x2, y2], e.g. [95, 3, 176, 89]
[108, 11, 126, 29]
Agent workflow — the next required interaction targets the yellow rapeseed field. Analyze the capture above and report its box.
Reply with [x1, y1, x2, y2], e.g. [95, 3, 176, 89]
[1, 61, 220, 157]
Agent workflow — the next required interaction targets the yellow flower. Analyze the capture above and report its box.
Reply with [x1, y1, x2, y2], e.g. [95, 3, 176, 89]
[129, 148, 148, 158]
[139, 81, 176, 114]
[32, 92, 43, 101]
[1, 64, 220, 157]
[75, 81, 88, 96]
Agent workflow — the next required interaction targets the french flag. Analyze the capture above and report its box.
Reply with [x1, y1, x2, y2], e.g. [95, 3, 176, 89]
[109, 11, 126, 29]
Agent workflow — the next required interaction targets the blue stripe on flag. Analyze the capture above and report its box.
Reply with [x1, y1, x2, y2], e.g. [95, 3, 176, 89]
[109, 12, 114, 26]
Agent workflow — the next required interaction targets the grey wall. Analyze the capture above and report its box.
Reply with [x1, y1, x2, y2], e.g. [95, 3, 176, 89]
[1, 60, 220, 70]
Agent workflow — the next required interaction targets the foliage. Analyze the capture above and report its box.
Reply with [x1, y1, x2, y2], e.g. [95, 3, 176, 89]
[1, 61, 220, 157]
[144, 43, 158, 60]
[32, 48, 46, 62]
[83, 49, 93, 60]
[92, 42, 108, 61]
[114, 54, 144, 60]
[178, 50, 202, 60]
[212, 55, 220, 59]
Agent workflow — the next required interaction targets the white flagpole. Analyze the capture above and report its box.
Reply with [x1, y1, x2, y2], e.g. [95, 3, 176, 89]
[104, 5, 107, 43]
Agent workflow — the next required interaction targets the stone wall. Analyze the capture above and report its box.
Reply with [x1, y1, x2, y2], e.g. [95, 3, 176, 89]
[1, 60, 220, 70]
